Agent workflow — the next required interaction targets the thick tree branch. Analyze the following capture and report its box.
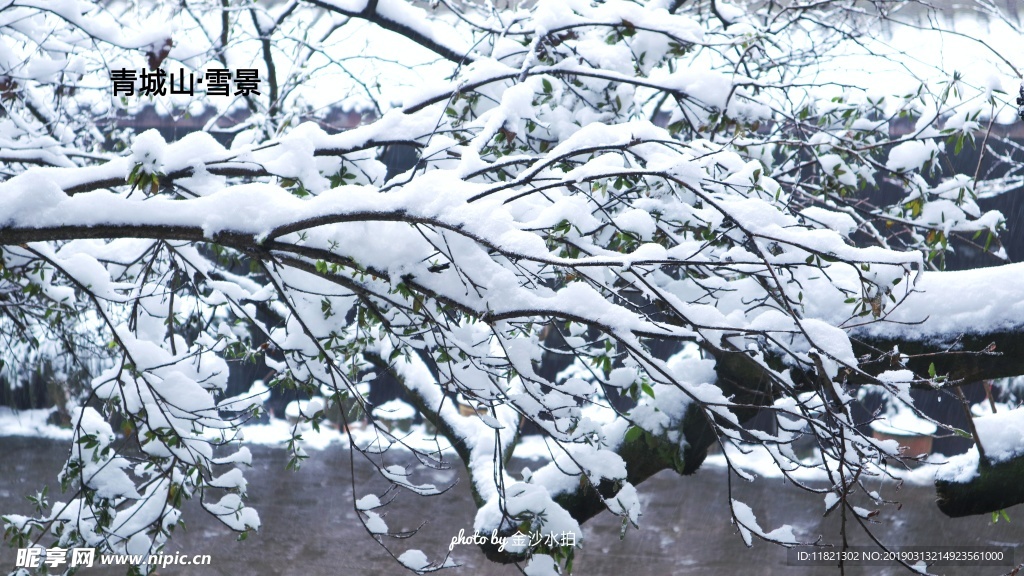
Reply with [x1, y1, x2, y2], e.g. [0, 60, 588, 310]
[935, 457, 1024, 517]
[852, 330, 1020, 386]
[479, 400, 715, 564]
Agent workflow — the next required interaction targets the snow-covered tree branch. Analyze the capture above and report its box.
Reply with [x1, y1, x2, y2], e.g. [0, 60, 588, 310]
[2, 0, 1024, 574]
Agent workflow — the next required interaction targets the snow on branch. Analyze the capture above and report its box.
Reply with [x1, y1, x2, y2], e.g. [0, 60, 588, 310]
[2, 0, 1023, 573]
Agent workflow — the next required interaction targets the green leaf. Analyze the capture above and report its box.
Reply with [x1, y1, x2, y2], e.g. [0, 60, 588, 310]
[952, 427, 972, 439]
[624, 426, 643, 444]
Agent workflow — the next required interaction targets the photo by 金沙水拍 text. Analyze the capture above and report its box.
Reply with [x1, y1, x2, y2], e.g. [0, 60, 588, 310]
[109, 67, 260, 98]
[448, 528, 577, 553]
[14, 547, 212, 570]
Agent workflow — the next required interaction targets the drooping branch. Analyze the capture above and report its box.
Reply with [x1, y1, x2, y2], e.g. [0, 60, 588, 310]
[305, 0, 475, 64]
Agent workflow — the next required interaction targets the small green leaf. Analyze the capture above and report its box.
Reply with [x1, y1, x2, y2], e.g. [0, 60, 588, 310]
[952, 427, 972, 439]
